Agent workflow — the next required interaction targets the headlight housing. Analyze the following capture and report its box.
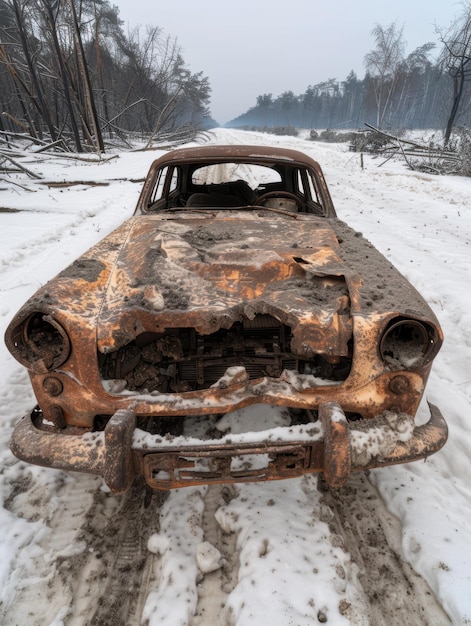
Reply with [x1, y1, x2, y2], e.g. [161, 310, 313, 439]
[380, 318, 439, 370]
[6, 311, 70, 373]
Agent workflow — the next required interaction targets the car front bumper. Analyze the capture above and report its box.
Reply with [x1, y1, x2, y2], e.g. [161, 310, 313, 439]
[10, 402, 448, 494]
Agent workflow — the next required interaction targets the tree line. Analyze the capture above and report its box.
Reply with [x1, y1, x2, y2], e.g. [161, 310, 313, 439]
[0, 0, 212, 152]
[229, 11, 471, 146]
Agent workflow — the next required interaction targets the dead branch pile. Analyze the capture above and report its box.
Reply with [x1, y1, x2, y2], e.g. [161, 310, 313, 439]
[0, 126, 207, 194]
[350, 124, 468, 176]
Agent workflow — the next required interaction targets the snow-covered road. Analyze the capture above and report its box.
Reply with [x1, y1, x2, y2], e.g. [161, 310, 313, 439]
[0, 128, 470, 625]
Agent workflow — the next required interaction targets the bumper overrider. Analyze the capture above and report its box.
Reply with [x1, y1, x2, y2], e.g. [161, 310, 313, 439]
[10, 402, 448, 494]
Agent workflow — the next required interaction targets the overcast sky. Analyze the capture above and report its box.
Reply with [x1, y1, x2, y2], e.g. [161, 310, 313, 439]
[116, 0, 463, 124]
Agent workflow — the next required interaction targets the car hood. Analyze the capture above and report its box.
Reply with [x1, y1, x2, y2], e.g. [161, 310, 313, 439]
[10, 212, 436, 362]
[90, 212, 435, 357]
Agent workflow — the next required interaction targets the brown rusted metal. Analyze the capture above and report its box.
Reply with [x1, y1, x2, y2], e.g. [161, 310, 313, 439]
[9, 403, 447, 493]
[320, 402, 352, 489]
[350, 402, 448, 469]
[5, 145, 448, 492]
[10, 412, 106, 475]
[103, 409, 136, 494]
[4, 213, 441, 426]
[135, 144, 337, 217]
[142, 443, 310, 489]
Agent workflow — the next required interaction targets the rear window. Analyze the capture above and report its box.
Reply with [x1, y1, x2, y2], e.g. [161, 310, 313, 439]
[191, 163, 281, 188]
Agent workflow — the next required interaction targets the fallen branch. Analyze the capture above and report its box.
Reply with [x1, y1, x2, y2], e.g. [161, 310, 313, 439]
[0, 176, 35, 191]
[0, 134, 22, 150]
[40, 176, 144, 187]
[362, 123, 459, 173]
[364, 123, 427, 150]
[2, 154, 42, 179]
[41, 180, 110, 187]
[32, 139, 68, 154]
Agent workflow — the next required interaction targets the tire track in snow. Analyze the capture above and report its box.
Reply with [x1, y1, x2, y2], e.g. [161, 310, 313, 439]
[83, 482, 166, 626]
[192, 485, 240, 625]
[318, 472, 452, 625]
[1, 474, 165, 626]
[0, 471, 103, 626]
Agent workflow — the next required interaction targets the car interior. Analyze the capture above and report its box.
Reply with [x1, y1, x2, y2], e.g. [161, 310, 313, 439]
[143, 160, 327, 215]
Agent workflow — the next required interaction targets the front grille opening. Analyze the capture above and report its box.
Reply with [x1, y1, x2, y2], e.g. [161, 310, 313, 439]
[99, 314, 352, 394]
[93, 406, 318, 436]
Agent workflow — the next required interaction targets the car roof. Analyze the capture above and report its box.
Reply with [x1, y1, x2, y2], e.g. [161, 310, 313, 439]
[136, 144, 336, 216]
[149, 144, 324, 171]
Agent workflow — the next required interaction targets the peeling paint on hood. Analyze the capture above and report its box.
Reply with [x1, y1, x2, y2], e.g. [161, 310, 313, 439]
[96, 212, 353, 355]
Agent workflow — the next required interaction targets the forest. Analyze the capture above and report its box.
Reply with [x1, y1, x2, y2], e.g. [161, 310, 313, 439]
[0, 1, 470, 152]
[0, 0, 212, 152]
[229, 18, 471, 147]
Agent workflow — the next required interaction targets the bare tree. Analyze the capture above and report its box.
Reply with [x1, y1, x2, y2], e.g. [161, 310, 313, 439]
[1, 0, 58, 140]
[364, 22, 405, 128]
[392, 43, 436, 127]
[0, 0, 211, 150]
[68, 0, 104, 151]
[438, 2, 471, 145]
[37, 0, 84, 151]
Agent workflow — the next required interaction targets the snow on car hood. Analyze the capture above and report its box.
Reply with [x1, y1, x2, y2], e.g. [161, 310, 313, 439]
[95, 212, 354, 356]
[10, 210, 436, 363]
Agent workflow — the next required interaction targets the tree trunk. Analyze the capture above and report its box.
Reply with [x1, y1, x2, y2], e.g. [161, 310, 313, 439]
[68, 0, 104, 152]
[444, 70, 466, 146]
[11, 0, 57, 141]
[40, 0, 83, 151]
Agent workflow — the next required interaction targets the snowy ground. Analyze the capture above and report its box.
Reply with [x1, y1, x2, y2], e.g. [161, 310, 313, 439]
[0, 128, 470, 625]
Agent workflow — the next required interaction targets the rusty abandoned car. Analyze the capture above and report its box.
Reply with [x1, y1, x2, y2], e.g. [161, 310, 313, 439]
[5, 145, 448, 494]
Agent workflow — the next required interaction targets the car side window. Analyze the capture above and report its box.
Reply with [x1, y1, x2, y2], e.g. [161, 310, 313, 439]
[149, 166, 179, 207]
[296, 170, 307, 198]
[306, 171, 321, 205]
[150, 166, 169, 205]
[295, 168, 324, 214]
[169, 167, 179, 193]
[296, 169, 319, 202]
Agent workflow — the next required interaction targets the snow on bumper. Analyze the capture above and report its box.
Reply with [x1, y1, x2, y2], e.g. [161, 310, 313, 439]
[10, 403, 448, 494]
